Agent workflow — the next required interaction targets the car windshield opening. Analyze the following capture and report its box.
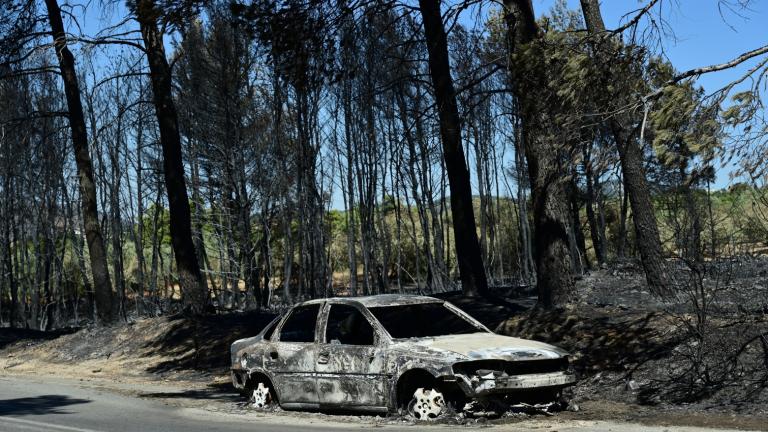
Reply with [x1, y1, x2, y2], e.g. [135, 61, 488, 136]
[368, 303, 484, 339]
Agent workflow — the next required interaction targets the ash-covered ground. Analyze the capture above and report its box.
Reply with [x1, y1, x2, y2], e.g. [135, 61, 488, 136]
[2, 258, 768, 430]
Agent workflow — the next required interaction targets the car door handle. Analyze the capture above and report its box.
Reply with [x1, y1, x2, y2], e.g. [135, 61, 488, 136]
[269, 351, 278, 360]
[317, 352, 329, 365]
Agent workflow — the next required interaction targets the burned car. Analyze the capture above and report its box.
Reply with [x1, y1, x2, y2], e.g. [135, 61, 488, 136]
[230, 294, 575, 420]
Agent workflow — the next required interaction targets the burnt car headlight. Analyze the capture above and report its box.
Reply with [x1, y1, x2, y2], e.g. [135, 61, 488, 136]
[240, 353, 249, 369]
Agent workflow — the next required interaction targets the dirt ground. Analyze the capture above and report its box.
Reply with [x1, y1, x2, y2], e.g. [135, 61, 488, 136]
[2, 261, 768, 431]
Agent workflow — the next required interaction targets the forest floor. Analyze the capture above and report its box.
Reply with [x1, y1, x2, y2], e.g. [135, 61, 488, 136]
[2, 260, 768, 430]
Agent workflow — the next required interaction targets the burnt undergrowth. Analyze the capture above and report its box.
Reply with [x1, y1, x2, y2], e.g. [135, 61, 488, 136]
[434, 288, 535, 329]
[494, 259, 768, 413]
[0, 327, 78, 350]
[142, 310, 276, 374]
[3, 259, 768, 417]
[637, 261, 768, 406]
[498, 308, 679, 376]
[0, 309, 275, 379]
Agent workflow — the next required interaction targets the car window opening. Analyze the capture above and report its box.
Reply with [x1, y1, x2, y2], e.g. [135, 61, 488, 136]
[279, 304, 321, 342]
[368, 302, 485, 339]
[326, 304, 374, 345]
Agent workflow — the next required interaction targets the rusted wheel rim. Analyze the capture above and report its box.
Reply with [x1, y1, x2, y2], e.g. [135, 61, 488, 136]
[251, 382, 271, 409]
[408, 387, 445, 421]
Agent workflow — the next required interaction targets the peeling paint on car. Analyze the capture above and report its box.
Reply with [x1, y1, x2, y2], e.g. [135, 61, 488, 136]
[400, 333, 569, 359]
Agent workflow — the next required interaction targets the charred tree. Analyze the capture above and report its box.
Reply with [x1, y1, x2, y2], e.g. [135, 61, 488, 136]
[579, 0, 673, 296]
[583, 143, 606, 264]
[504, 0, 575, 307]
[43, 0, 114, 323]
[417, 0, 488, 297]
[134, 0, 209, 313]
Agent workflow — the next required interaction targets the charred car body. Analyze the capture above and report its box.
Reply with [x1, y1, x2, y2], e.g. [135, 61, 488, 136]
[230, 295, 575, 419]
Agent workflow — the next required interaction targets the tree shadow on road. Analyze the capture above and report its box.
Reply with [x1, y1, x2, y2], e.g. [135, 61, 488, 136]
[0, 395, 91, 416]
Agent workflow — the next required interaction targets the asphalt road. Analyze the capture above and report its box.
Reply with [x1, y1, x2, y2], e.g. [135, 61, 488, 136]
[0, 375, 760, 432]
[0, 375, 348, 432]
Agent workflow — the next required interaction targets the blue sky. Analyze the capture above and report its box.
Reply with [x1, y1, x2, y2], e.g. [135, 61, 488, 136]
[532, 0, 767, 96]
[532, 0, 767, 187]
[77, 1, 767, 103]
[73, 0, 766, 192]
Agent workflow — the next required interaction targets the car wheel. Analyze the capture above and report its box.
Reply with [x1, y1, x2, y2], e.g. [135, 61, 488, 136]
[407, 387, 445, 421]
[250, 382, 273, 409]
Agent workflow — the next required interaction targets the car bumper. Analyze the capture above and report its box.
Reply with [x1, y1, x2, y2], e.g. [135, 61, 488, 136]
[457, 371, 577, 396]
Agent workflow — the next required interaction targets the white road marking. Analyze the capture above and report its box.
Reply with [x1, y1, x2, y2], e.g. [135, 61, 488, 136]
[0, 416, 104, 432]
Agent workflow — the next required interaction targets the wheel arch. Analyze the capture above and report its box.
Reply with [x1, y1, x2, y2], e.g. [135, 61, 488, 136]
[245, 369, 280, 403]
[393, 367, 440, 410]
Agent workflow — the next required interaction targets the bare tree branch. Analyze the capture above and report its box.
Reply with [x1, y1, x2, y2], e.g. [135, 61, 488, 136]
[646, 43, 768, 101]
[612, 0, 661, 34]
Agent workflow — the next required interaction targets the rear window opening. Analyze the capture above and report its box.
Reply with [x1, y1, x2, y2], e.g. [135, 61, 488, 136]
[279, 304, 321, 342]
[368, 302, 485, 339]
[325, 304, 374, 345]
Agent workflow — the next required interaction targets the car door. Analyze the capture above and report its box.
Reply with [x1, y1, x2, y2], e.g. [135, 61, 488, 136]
[315, 303, 388, 408]
[270, 303, 322, 406]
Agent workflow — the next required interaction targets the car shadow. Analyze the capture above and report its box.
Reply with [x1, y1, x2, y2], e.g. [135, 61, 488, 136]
[138, 383, 388, 418]
[0, 395, 91, 416]
[138, 381, 241, 403]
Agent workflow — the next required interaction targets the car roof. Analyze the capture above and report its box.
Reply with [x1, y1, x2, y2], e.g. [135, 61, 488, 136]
[296, 294, 442, 308]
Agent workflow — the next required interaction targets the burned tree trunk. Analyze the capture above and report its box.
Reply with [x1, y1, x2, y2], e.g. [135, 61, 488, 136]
[579, 0, 673, 296]
[133, 112, 147, 303]
[568, 175, 589, 272]
[417, 0, 488, 297]
[613, 127, 672, 293]
[583, 144, 606, 264]
[44, 0, 114, 323]
[2, 131, 18, 327]
[3, 207, 16, 327]
[135, 0, 209, 313]
[342, 84, 358, 296]
[512, 120, 535, 284]
[578, 0, 606, 33]
[396, 89, 438, 291]
[504, 0, 575, 307]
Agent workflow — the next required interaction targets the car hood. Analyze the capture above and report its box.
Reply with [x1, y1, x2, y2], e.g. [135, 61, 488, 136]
[402, 333, 569, 361]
